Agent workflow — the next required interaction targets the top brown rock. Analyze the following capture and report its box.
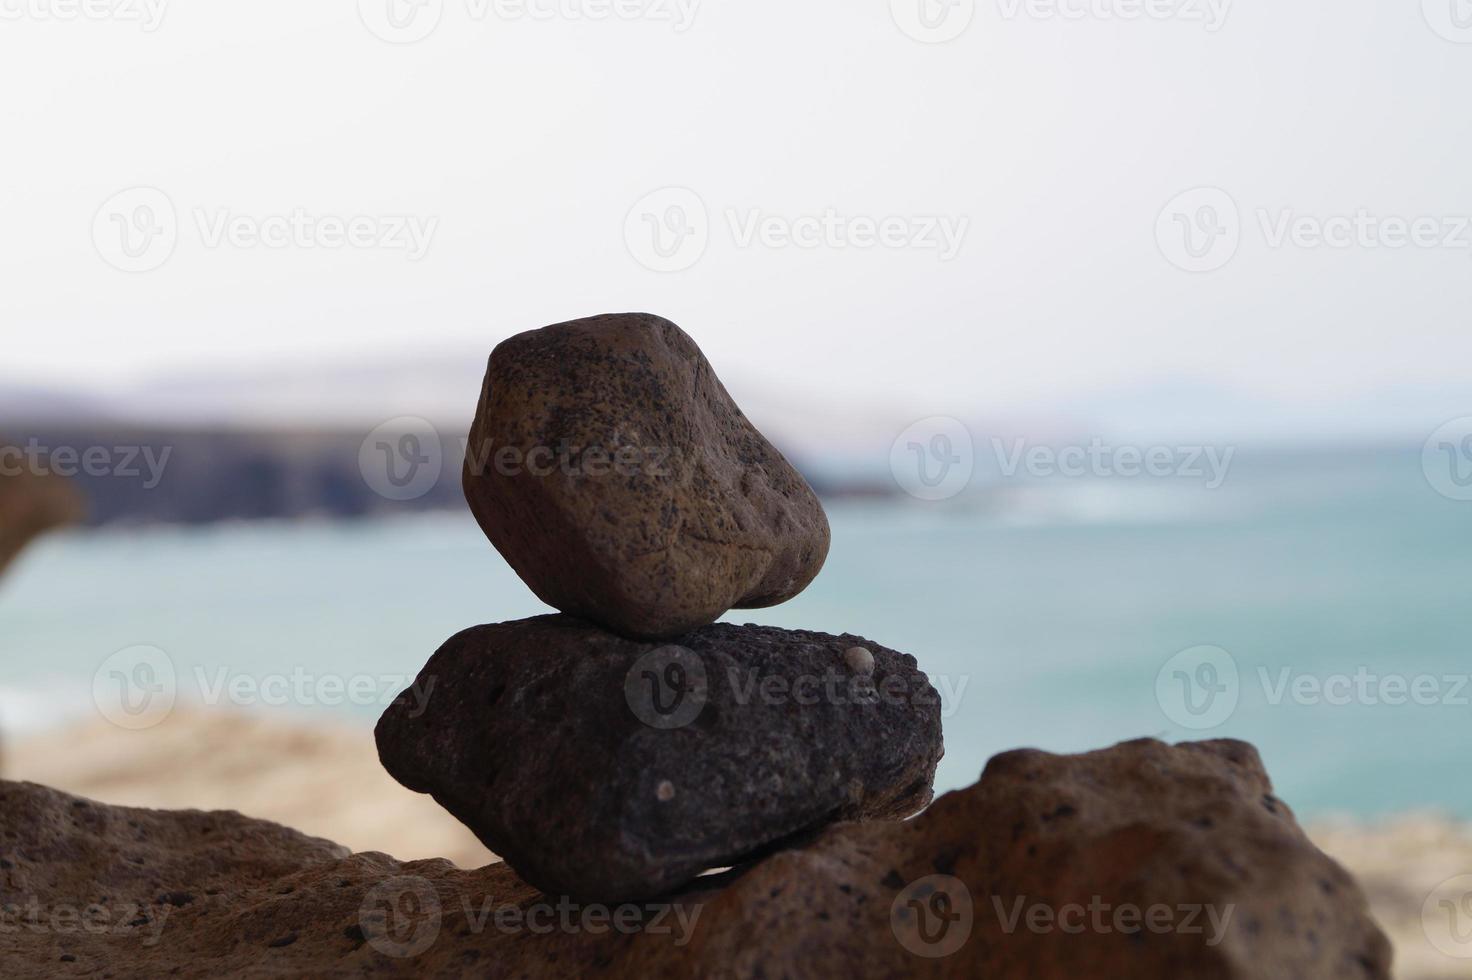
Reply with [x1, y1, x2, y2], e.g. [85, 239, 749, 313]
[463, 313, 830, 639]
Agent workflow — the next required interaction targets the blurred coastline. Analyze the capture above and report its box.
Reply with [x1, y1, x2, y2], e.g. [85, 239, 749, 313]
[3, 450, 1469, 814]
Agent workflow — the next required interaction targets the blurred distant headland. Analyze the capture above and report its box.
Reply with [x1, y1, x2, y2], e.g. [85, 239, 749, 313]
[7, 347, 1463, 526]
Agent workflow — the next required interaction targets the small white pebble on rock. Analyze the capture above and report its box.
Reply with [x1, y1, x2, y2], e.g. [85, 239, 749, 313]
[844, 646, 875, 675]
[656, 780, 676, 802]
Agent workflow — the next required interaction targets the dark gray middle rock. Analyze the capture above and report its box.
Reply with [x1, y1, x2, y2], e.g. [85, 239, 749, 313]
[375, 615, 944, 903]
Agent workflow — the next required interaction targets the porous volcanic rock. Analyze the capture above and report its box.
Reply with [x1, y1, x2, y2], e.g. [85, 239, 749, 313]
[0, 740, 1390, 979]
[462, 313, 830, 639]
[374, 615, 944, 903]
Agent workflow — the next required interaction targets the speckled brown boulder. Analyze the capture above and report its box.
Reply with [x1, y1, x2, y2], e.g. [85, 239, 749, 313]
[374, 615, 943, 903]
[0, 779, 351, 979]
[709, 737, 1395, 979]
[462, 313, 830, 639]
[0, 740, 1389, 979]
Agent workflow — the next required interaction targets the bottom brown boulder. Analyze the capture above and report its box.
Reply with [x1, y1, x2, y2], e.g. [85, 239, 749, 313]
[0, 738, 1391, 979]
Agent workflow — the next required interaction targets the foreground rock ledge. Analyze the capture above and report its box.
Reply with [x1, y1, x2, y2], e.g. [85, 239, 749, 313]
[463, 312, 831, 639]
[0, 739, 1389, 979]
[375, 615, 945, 902]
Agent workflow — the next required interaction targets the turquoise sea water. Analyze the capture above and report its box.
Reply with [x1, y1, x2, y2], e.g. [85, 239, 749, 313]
[2, 444, 1469, 820]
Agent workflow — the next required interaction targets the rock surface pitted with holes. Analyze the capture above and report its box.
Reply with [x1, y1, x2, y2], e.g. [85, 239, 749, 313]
[1, 740, 1390, 978]
[374, 615, 944, 902]
[462, 313, 830, 639]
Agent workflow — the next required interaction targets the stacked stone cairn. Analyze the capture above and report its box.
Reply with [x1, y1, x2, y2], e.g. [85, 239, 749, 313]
[367, 314, 1393, 978]
[376, 312, 946, 902]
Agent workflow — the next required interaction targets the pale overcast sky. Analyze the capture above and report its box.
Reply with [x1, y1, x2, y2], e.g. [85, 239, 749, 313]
[3, 1, 1470, 431]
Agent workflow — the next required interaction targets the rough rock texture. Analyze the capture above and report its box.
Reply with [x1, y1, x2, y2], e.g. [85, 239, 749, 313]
[0, 460, 81, 578]
[375, 615, 944, 902]
[462, 313, 830, 639]
[0, 740, 1391, 979]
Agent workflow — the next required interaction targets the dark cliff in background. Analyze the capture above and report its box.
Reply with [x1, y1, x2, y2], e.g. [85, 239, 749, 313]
[8, 427, 466, 526]
[5, 426, 887, 527]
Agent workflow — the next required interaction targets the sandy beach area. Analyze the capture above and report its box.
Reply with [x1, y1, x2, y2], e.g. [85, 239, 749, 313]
[1, 711, 495, 870]
[4, 712, 1469, 979]
[1312, 816, 1472, 980]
